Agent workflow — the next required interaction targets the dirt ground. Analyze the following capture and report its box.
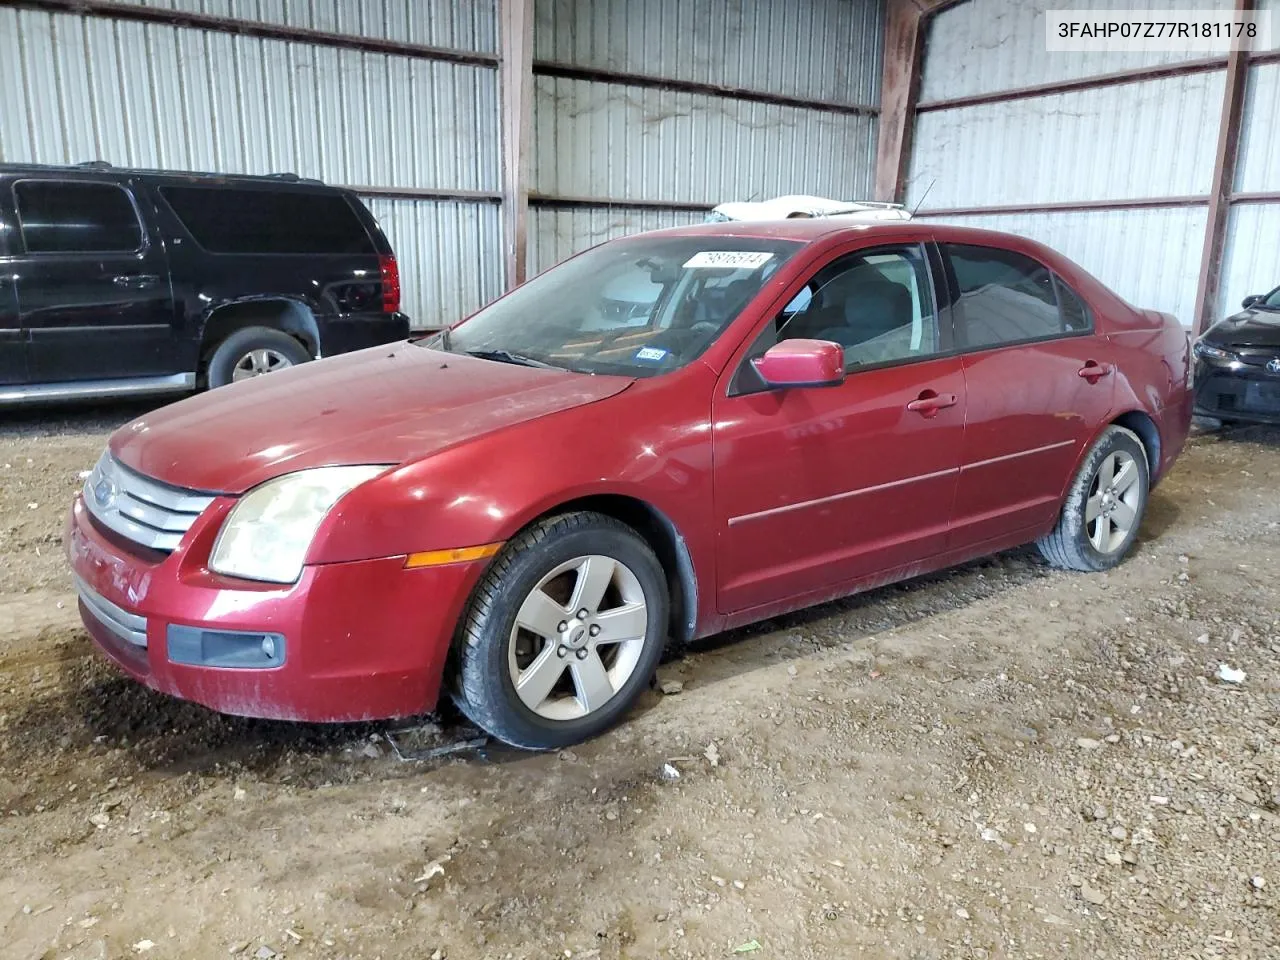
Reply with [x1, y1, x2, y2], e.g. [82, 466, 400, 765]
[1, 404, 1277, 960]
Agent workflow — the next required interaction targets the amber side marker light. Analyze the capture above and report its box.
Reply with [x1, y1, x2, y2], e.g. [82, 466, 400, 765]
[404, 542, 503, 569]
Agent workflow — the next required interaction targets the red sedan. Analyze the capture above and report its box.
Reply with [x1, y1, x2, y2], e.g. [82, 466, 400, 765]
[66, 220, 1193, 749]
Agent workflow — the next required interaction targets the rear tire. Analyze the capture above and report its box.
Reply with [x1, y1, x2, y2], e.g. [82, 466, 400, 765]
[206, 326, 312, 389]
[450, 512, 669, 750]
[1037, 425, 1149, 572]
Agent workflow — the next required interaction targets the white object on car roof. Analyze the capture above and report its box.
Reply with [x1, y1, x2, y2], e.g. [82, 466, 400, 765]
[707, 194, 912, 223]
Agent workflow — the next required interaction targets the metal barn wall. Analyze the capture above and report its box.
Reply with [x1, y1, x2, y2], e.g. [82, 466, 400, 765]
[907, 0, 1253, 329]
[529, 0, 884, 274]
[1220, 59, 1280, 315]
[0, 3, 504, 329]
[919, 0, 1231, 101]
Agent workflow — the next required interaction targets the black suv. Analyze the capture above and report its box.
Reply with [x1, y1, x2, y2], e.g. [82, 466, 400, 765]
[0, 163, 410, 404]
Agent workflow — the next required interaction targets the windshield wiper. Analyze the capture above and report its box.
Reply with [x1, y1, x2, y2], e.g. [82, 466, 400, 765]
[464, 348, 558, 369]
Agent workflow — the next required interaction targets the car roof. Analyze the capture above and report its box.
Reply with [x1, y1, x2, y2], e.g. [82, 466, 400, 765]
[638, 217, 1044, 253]
[0, 161, 327, 188]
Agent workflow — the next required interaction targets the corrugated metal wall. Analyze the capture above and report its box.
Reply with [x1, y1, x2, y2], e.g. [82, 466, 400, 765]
[1220, 59, 1280, 315]
[919, 0, 1226, 100]
[95, 0, 498, 49]
[529, 0, 884, 274]
[0, 3, 504, 329]
[907, 0, 1273, 329]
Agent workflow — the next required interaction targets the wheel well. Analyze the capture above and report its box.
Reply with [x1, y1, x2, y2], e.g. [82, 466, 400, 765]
[200, 300, 319, 365]
[531, 495, 698, 645]
[1112, 410, 1161, 480]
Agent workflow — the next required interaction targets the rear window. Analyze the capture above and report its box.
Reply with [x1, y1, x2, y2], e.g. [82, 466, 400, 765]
[160, 185, 375, 255]
[14, 180, 143, 253]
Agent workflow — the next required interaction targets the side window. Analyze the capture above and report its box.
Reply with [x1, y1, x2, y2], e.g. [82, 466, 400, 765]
[777, 245, 941, 370]
[944, 243, 1088, 348]
[13, 181, 143, 254]
[160, 186, 376, 255]
[1053, 275, 1093, 332]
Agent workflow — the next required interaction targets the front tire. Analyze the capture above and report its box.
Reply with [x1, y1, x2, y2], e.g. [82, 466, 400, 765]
[206, 326, 312, 389]
[1037, 425, 1149, 572]
[451, 512, 670, 750]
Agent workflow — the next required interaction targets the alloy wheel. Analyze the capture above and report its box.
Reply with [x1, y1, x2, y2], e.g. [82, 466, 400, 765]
[507, 554, 649, 721]
[232, 348, 294, 381]
[1086, 450, 1142, 553]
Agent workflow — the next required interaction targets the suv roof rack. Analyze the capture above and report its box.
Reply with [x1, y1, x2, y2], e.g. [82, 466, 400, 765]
[75, 160, 114, 169]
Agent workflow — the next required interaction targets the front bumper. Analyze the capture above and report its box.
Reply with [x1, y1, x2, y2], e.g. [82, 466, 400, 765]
[1193, 358, 1280, 425]
[66, 494, 485, 722]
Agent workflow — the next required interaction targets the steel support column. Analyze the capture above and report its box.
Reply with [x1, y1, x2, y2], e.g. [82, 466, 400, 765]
[500, 0, 534, 289]
[1192, 0, 1254, 336]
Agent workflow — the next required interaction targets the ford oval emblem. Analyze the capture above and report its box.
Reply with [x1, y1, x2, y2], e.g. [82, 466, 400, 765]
[1268, 358, 1280, 375]
[93, 475, 118, 508]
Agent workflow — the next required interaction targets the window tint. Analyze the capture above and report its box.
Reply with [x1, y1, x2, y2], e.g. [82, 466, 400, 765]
[14, 181, 142, 253]
[945, 243, 1089, 347]
[773, 245, 941, 370]
[1054, 275, 1092, 332]
[160, 186, 375, 255]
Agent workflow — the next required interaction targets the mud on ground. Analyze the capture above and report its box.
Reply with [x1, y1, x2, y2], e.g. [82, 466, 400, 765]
[1, 405, 1277, 960]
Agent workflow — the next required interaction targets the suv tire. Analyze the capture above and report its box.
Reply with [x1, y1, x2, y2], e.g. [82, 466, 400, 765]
[207, 326, 312, 388]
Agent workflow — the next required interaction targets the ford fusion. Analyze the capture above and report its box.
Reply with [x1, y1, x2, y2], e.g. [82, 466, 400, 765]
[67, 220, 1193, 749]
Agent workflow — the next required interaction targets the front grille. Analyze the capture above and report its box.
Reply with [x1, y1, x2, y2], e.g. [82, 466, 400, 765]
[75, 574, 148, 648]
[83, 452, 215, 552]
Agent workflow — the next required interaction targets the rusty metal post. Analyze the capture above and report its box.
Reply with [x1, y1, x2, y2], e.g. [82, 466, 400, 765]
[1192, 0, 1255, 336]
[874, 0, 927, 204]
[500, 0, 534, 289]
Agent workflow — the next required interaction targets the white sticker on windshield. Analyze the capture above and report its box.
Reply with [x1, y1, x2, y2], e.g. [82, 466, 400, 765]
[682, 251, 775, 270]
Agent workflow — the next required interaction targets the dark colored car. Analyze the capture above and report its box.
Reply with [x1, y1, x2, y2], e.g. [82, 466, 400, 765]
[67, 219, 1192, 750]
[0, 162, 409, 405]
[1193, 286, 1280, 425]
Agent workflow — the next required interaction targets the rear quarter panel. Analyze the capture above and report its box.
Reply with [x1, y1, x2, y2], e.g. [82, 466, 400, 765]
[1108, 314, 1193, 483]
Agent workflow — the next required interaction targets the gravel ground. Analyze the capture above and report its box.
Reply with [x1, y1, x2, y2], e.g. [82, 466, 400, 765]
[0, 404, 1277, 960]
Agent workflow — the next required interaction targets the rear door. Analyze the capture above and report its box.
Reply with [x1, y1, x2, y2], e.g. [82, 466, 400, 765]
[0, 185, 24, 386]
[941, 242, 1115, 548]
[13, 178, 177, 383]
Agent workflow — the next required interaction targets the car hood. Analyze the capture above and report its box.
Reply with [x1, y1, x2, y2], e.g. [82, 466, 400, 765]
[110, 344, 633, 494]
[1205, 307, 1280, 348]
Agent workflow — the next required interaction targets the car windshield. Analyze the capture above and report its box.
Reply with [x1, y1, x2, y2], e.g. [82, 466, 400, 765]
[1263, 287, 1280, 310]
[430, 235, 802, 376]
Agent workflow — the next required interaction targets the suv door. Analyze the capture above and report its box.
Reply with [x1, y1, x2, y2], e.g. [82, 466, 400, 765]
[711, 242, 966, 613]
[939, 242, 1115, 548]
[12, 178, 177, 383]
[0, 186, 24, 386]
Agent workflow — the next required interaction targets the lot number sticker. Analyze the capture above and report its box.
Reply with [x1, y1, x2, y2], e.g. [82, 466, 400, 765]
[682, 251, 775, 270]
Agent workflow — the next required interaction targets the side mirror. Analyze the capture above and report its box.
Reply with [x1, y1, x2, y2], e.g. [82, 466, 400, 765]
[1243, 294, 1263, 309]
[750, 339, 845, 389]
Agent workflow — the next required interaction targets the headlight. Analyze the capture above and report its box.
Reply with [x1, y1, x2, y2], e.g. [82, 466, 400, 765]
[1193, 340, 1238, 362]
[210, 465, 389, 584]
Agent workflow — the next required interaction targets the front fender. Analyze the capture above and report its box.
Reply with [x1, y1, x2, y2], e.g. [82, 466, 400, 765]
[305, 369, 718, 610]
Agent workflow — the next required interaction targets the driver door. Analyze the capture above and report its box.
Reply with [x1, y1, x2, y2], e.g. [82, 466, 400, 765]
[711, 242, 966, 614]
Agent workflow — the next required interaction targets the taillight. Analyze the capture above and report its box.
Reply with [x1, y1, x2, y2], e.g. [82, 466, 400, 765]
[379, 255, 401, 314]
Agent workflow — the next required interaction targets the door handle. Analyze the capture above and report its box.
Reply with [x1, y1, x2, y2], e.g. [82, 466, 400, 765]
[906, 390, 958, 418]
[1077, 361, 1113, 382]
[112, 274, 160, 288]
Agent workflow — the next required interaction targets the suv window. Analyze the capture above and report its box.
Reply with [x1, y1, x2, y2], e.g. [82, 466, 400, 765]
[773, 245, 941, 370]
[13, 181, 143, 254]
[944, 243, 1091, 348]
[160, 186, 375, 255]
